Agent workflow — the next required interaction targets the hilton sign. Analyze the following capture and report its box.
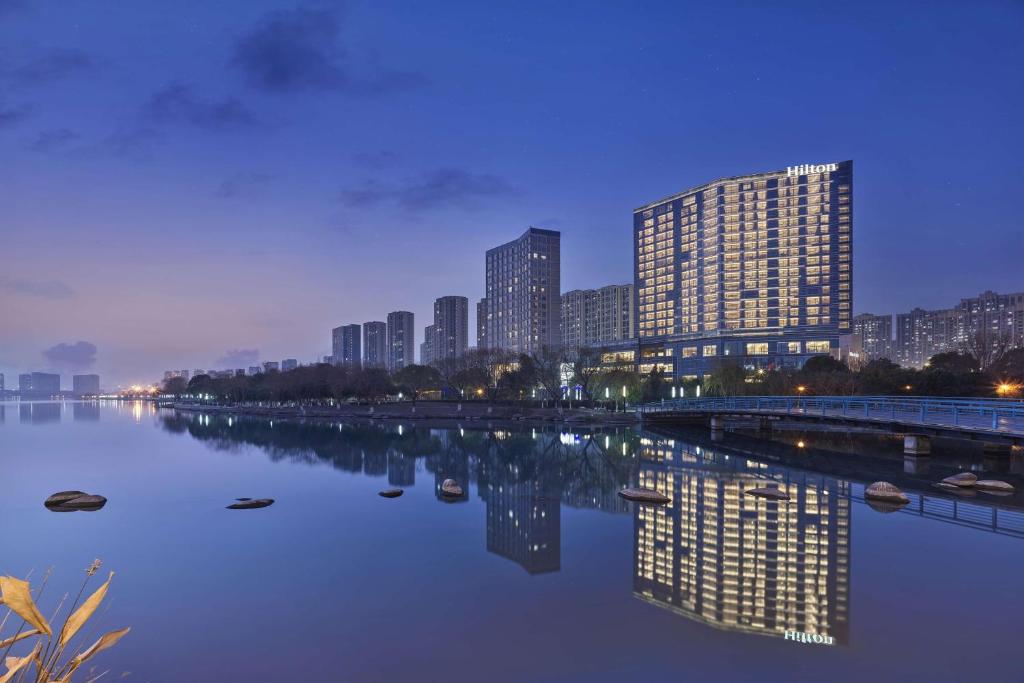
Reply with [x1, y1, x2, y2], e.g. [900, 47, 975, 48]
[787, 163, 838, 177]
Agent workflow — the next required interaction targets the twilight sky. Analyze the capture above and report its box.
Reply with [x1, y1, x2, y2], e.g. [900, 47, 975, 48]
[1, 0, 1022, 387]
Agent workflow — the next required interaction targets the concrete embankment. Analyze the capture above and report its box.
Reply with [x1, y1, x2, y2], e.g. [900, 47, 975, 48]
[169, 400, 639, 427]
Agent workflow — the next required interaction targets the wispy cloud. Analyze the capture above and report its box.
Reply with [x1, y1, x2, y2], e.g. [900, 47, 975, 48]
[28, 127, 78, 151]
[42, 340, 97, 370]
[340, 168, 518, 211]
[0, 100, 31, 128]
[3, 48, 96, 85]
[215, 349, 259, 368]
[231, 6, 423, 94]
[144, 82, 257, 130]
[0, 276, 74, 298]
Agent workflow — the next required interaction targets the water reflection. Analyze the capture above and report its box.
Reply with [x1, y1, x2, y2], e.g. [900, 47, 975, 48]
[72, 401, 101, 422]
[633, 437, 850, 644]
[19, 402, 61, 424]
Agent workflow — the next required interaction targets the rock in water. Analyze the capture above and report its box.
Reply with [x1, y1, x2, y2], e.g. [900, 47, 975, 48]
[440, 479, 464, 497]
[379, 489, 404, 498]
[865, 481, 909, 504]
[975, 480, 1015, 494]
[58, 495, 107, 511]
[745, 487, 790, 501]
[941, 472, 977, 487]
[932, 482, 975, 496]
[44, 491, 87, 508]
[617, 488, 671, 505]
[226, 498, 274, 509]
[867, 499, 906, 514]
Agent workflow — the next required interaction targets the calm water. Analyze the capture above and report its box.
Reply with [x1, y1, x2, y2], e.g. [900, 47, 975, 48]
[2, 401, 1023, 682]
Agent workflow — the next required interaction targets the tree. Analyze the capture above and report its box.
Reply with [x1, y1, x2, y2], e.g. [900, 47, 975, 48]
[567, 345, 605, 400]
[526, 345, 566, 402]
[856, 358, 913, 395]
[801, 355, 849, 374]
[162, 376, 188, 397]
[463, 347, 516, 400]
[990, 347, 1024, 381]
[640, 367, 667, 402]
[392, 364, 440, 403]
[704, 361, 748, 396]
[961, 328, 1012, 371]
[927, 351, 978, 374]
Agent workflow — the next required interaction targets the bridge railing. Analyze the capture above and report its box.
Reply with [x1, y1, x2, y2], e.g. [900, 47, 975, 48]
[637, 395, 1024, 433]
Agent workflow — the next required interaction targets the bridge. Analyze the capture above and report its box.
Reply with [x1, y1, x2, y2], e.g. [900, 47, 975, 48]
[637, 396, 1024, 445]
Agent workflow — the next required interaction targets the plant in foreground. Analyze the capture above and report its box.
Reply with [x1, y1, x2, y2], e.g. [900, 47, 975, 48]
[0, 559, 129, 683]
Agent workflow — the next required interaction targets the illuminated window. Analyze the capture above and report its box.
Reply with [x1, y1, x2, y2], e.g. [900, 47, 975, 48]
[745, 343, 768, 355]
[680, 347, 696, 358]
[787, 341, 801, 353]
[703, 344, 717, 357]
[806, 340, 830, 353]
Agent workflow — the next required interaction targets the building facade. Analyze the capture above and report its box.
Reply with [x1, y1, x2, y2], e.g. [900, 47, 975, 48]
[420, 324, 436, 366]
[19, 372, 61, 396]
[895, 290, 1024, 368]
[483, 227, 561, 354]
[332, 324, 362, 367]
[72, 374, 100, 396]
[363, 321, 387, 368]
[476, 298, 488, 348]
[561, 283, 634, 348]
[281, 358, 298, 371]
[851, 313, 893, 363]
[634, 161, 853, 378]
[425, 295, 469, 364]
[386, 311, 415, 371]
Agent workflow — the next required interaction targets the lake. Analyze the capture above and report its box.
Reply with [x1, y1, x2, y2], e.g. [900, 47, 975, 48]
[1, 400, 1022, 682]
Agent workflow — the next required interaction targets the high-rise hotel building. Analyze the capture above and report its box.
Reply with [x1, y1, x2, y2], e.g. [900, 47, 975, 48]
[634, 161, 853, 378]
[483, 227, 561, 353]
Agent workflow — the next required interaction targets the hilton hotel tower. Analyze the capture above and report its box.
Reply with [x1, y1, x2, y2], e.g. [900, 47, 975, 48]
[633, 161, 852, 379]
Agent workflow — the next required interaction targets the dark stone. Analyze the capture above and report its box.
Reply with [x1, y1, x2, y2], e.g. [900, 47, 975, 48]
[975, 480, 1015, 493]
[440, 479, 464, 497]
[58, 494, 107, 511]
[617, 488, 671, 505]
[379, 489, 404, 498]
[867, 498, 907, 514]
[226, 498, 274, 509]
[745, 487, 790, 501]
[941, 472, 978, 487]
[932, 482, 975, 496]
[865, 481, 909, 504]
[44, 491, 87, 507]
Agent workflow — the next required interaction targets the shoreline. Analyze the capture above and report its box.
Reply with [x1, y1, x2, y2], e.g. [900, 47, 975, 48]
[168, 400, 640, 427]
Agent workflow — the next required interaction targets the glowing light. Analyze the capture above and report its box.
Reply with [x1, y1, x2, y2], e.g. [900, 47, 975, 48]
[996, 382, 1021, 397]
[796, 385, 806, 393]
[797, 440, 806, 448]
[476, 388, 484, 396]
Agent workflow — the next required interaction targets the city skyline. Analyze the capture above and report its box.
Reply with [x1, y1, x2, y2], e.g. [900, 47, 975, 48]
[3, 1, 1022, 385]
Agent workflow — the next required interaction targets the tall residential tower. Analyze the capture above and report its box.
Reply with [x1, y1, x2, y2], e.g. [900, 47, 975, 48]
[387, 311, 415, 370]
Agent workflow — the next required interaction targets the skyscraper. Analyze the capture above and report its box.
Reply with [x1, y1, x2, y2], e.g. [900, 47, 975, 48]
[561, 284, 634, 348]
[851, 313, 893, 362]
[634, 161, 853, 378]
[476, 297, 488, 348]
[72, 374, 100, 396]
[19, 372, 61, 397]
[483, 227, 561, 354]
[281, 358, 298, 371]
[424, 296, 469, 364]
[332, 324, 362, 367]
[420, 324, 436, 366]
[386, 311, 415, 371]
[363, 321, 388, 368]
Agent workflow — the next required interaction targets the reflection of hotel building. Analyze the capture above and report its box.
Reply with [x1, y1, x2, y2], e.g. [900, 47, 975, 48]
[633, 438, 850, 643]
[634, 162, 853, 379]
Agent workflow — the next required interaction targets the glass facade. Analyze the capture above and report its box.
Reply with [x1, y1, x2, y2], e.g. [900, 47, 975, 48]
[634, 161, 853, 377]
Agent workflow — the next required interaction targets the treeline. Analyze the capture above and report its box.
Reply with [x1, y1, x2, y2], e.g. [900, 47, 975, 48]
[703, 349, 1024, 398]
[162, 345, 1024, 404]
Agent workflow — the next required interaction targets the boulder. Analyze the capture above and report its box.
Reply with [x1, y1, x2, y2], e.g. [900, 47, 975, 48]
[745, 487, 790, 501]
[57, 495, 107, 511]
[44, 491, 87, 507]
[975, 480, 1015, 494]
[617, 488, 671, 505]
[932, 482, 975, 496]
[379, 489, 404, 498]
[866, 499, 906, 514]
[941, 472, 977, 487]
[226, 498, 274, 509]
[440, 479, 464, 497]
[865, 481, 909, 504]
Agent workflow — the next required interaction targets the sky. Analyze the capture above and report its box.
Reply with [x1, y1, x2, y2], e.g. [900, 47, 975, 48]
[1, 0, 1022, 387]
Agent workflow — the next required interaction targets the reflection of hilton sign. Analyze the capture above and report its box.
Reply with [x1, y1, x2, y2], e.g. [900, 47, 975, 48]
[785, 630, 835, 646]
[787, 163, 838, 177]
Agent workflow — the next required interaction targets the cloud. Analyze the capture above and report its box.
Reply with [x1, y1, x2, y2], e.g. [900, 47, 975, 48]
[42, 341, 97, 370]
[29, 127, 78, 151]
[144, 82, 257, 130]
[340, 168, 518, 211]
[103, 126, 162, 159]
[0, 276, 74, 298]
[215, 349, 259, 368]
[4, 48, 96, 85]
[231, 6, 423, 94]
[351, 150, 398, 168]
[216, 171, 273, 198]
[0, 101, 31, 128]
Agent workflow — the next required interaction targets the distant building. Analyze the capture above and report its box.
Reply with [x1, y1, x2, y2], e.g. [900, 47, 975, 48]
[321, 355, 333, 365]
[332, 324, 361, 367]
[387, 311, 415, 371]
[476, 297, 488, 348]
[263, 361, 279, 372]
[561, 284, 634, 348]
[635, 161, 853, 379]
[483, 227, 561, 353]
[163, 370, 190, 382]
[421, 324, 436, 366]
[72, 374, 100, 396]
[20, 372, 61, 397]
[851, 313, 893, 362]
[894, 290, 1024, 368]
[422, 296, 469, 365]
[235, 369, 246, 377]
[192, 369, 206, 379]
[0, 373, 4, 393]
[248, 366, 262, 375]
[363, 321, 387, 368]
[281, 358, 298, 371]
